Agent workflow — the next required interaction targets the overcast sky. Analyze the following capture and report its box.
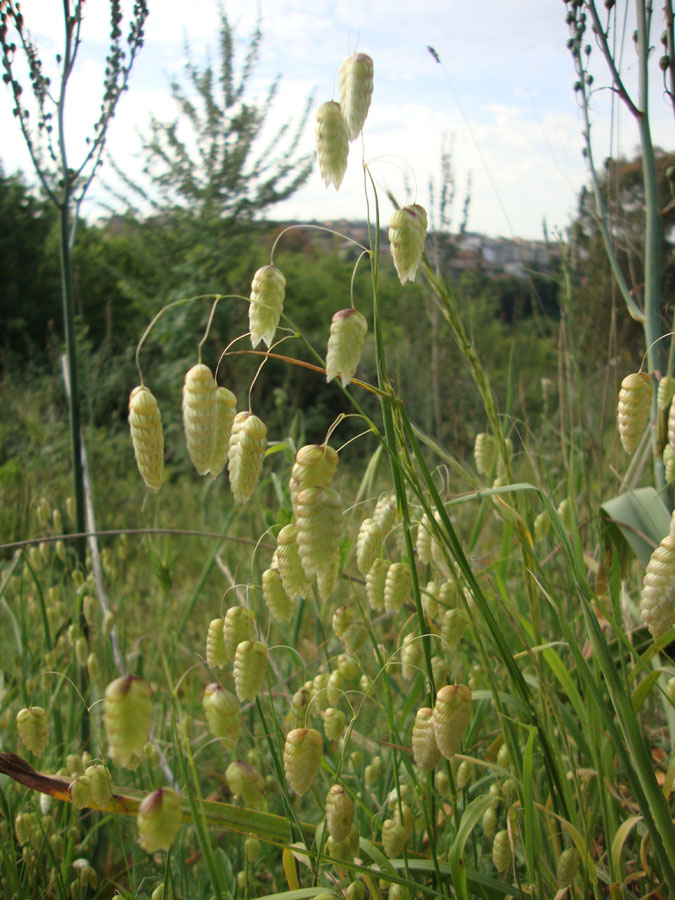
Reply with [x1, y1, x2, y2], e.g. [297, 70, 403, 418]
[1, 1, 673, 239]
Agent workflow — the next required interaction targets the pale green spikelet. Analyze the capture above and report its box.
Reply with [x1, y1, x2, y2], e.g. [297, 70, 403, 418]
[228, 412, 267, 504]
[128, 386, 164, 492]
[326, 783, 354, 842]
[474, 432, 497, 476]
[137, 788, 181, 853]
[233, 641, 268, 701]
[432, 684, 472, 759]
[209, 386, 237, 477]
[664, 444, 675, 484]
[440, 608, 468, 651]
[276, 524, 311, 599]
[206, 618, 227, 668]
[557, 846, 581, 889]
[416, 514, 432, 564]
[313, 672, 330, 709]
[338, 52, 374, 140]
[401, 634, 422, 679]
[223, 606, 256, 661]
[316, 100, 349, 190]
[290, 443, 339, 510]
[317, 549, 340, 600]
[534, 510, 550, 541]
[16, 707, 48, 756]
[667, 676, 675, 704]
[617, 372, 652, 454]
[202, 683, 240, 749]
[658, 374, 675, 410]
[295, 486, 343, 580]
[366, 557, 387, 611]
[558, 497, 573, 530]
[226, 760, 265, 807]
[332, 605, 366, 652]
[283, 727, 323, 795]
[388, 204, 427, 284]
[325, 308, 368, 386]
[84, 764, 113, 808]
[422, 580, 439, 618]
[182, 363, 217, 475]
[492, 829, 511, 873]
[326, 669, 344, 706]
[263, 567, 293, 624]
[103, 676, 152, 770]
[640, 511, 675, 639]
[365, 755, 381, 786]
[482, 805, 497, 838]
[69, 774, 92, 809]
[382, 818, 408, 858]
[456, 759, 473, 789]
[384, 562, 411, 613]
[374, 492, 397, 533]
[249, 265, 286, 348]
[323, 707, 346, 740]
[288, 686, 314, 730]
[337, 653, 359, 680]
[412, 707, 441, 771]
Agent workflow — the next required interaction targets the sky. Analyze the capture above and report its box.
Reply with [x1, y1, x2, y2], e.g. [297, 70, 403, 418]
[1, 1, 673, 240]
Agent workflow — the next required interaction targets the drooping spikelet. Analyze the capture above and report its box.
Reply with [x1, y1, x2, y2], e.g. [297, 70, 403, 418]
[206, 618, 227, 668]
[332, 605, 366, 653]
[412, 707, 441, 771]
[665, 445, 675, 485]
[416, 514, 432, 565]
[474, 432, 497, 477]
[640, 511, 675, 639]
[16, 707, 48, 756]
[103, 675, 152, 770]
[534, 510, 550, 541]
[225, 760, 265, 807]
[440, 608, 468, 651]
[326, 784, 354, 843]
[388, 204, 427, 284]
[557, 847, 581, 890]
[128, 386, 164, 492]
[317, 549, 340, 600]
[295, 486, 343, 580]
[617, 372, 652, 454]
[209, 386, 237, 477]
[325, 308, 368, 386]
[290, 444, 339, 510]
[382, 818, 408, 858]
[658, 374, 675, 411]
[182, 363, 217, 475]
[202, 683, 240, 749]
[137, 787, 181, 853]
[401, 634, 422, 679]
[373, 493, 397, 533]
[356, 517, 384, 575]
[432, 684, 472, 759]
[283, 728, 323, 795]
[338, 53, 374, 140]
[288, 686, 314, 730]
[249, 265, 286, 348]
[366, 557, 387, 611]
[228, 412, 267, 504]
[323, 707, 346, 741]
[384, 562, 411, 613]
[492, 829, 511, 873]
[262, 567, 293, 624]
[316, 101, 349, 190]
[223, 606, 256, 661]
[233, 640, 268, 701]
[276, 524, 311, 599]
[84, 764, 113, 808]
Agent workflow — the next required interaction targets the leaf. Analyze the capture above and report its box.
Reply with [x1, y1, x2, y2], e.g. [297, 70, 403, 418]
[282, 847, 300, 890]
[611, 815, 642, 876]
[600, 488, 670, 567]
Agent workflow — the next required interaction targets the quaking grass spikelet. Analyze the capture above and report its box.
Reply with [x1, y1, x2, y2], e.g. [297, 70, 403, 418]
[658, 374, 675, 411]
[228, 412, 267, 504]
[263, 567, 293, 624]
[492, 829, 511, 874]
[249, 265, 286, 348]
[226, 760, 265, 807]
[233, 640, 268, 701]
[640, 511, 675, 639]
[16, 707, 48, 756]
[338, 52, 374, 140]
[276, 524, 311, 599]
[295, 486, 343, 580]
[223, 606, 256, 660]
[103, 675, 152, 770]
[283, 728, 323, 795]
[388, 204, 427, 284]
[664, 445, 675, 484]
[617, 372, 652, 454]
[326, 784, 354, 842]
[202, 683, 240, 749]
[182, 363, 217, 475]
[325, 308, 368, 385]
[128, 386, 164, 492]
[432, 684, 472, 759]
[366, 557, 387, 610]
[316, 101, 349, 190]
[412, 707, 441, 771]
[474, 432, 497, 477]
[323, 707, 346, 740]
[382, 818, 408, 858]
[137, 788, 182, 853]
[373, 493, 397, 533]
[290, 443, 339, 510]
[209, 386, 237, 477]
[206, 618, 227, 668]
[557, 847, 581, 889]
[384, 562, 411, 612]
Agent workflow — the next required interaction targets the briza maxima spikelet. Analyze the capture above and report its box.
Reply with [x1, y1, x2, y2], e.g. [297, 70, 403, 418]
[356, 516, 384, 575]
[384, 562, 411, 612]
[206, 617, 227, 668]
[640, 512, 675, 639]
[233, 640, 268, 701]
[295, 486, 343, 579]
[137, 787, 181, 853]
[249, 265, 286, 348]
[388, 204, 427, 284]
[326, 784, 354, 842]
[228, 412, 267, 504]
[316, 101, 349, 190]
[492, 829, 511, 874]
[209, 386, 237, 477]
[432, 684, 472, 759]
[290, 443, 339, 509]
[182, 363, 217, 475]
[325, 308, 368, 386]
[474, 432, 497, 477]
[658, 374, 675, 411]
[262, 567, 293, 624]
[202, 683, 240, 749]
[103, 675, 152, 770]
[223, 606, 256, 661]
[16, 707, 48, 756]
[366, 557, 387, 611]
[374, 492, 397, 533]
[128, 386, 164, 492]
[338, 53, 374, 140]
[283, 727, 323, 795]
[412, 707, 441, 771]
[617, 372, 652, 454]
[276, 524, 311, 599]
[557, 847, 581, 890]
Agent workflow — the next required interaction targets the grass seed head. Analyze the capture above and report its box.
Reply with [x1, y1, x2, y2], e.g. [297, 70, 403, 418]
[228, 412, 268, 504]
[283, 727, 323, 795]
[412, 707, 441, 771]
[233, 640, 268, 701]
[206, 617, 227, 668]
[658, 374, 675, 410]
[182, 363, 217, 476]
[84, 764, 113, 808]
[492, 829, 511, 873]
[640, 513, 675, 639]
[474, 432, 498, 477]
[366, 557, 387, 611]
[325, 308, 368, 386]
[384, 562, 411, 613]
[382, 818, 408, 858]
[295, 486, 343, 580]
[226, 760, 265, 807]
[617, 372, 652, 454]
[338, 52, 374, 140]
[249, 265, 286, 348]
[356, 517, 383, 575]
[263, 567, 294, 624]
[557, 847, 581, 889]
[276, 524, 311, 599]
[16, 706, 48, 756]
[440, 608, 468, 651]
[137, 787, 181, 853]
[203, 683, 240, 749]
[432, 684, 472, 759]
[128, 386, 164, 492]
[209, 386, 237, 477]
[315, 100, 349, 190]
[103, 675, 152, 770]
[326, 783, 354, 842]
[322, 707, 346, 740]
[482, 805, 497, 838]
[388, 205, 427, 284]
[223, 606, 256, 661]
